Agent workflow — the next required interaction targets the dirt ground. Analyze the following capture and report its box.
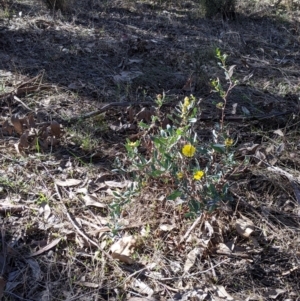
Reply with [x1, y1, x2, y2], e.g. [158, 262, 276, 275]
[0, 0, 300, 300]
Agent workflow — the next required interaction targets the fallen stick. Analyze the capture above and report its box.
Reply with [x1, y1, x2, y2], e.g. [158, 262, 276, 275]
[66, 101, 155, 124]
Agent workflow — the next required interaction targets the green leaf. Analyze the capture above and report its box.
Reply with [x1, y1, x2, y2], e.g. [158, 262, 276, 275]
[184, 212, 196, 218]
[112, 191, 121, 197]
[167, 190, 182, 200]
[176, 128, 184, 135]
[211, 144, 225, 154]
[188, 199, 201, 215]
[164, 153, 172, 161]
[150, 170, 165, 177]
[188, 117, 197, 123]
[140, 155, 146, 165]
[153, 149, 158, 160]
[139, 121, 150, 129]
[196, 147, 208, 154]
[157, 159, 167, 169]
[222, 183, 230, 195]
[208, 184, 217, 194]
[152, 137, 164, 146]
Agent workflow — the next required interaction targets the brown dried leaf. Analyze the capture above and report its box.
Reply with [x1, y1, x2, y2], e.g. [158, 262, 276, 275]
[50, 136, 59, 147]
[238, 142, 260, 155]
[14, 142, 23, 154]
[131, 279, 154, 297]
[184, 247, 202, 273]
[111, 252, 135, 264]
[38, 138, 49, 150]
[215, 285, 235, 300]
[39, 203, 51, 220]
[11, 114, 23, 135]
[203, 220, 214, 245]
[110, 235, 136, 256]
[159, 224, 175, 231]
[55, 179, 82, 187]
[104, 180, 134, 189]
[273, 129, 284, 137]
[127, 106, 134, 123]
[29, 238, 61, 257]
[78, 282, 99, 288]
[235, 217, 254, 238]
[255, 149, 266, 166]
[39, 125, 49, 140]
[216, 243, 232, 255]
[81, 194, 107, 208]
[19, 130, 30, 148]
[27, 114, 36, 128]
[136, 107, 155, 123]
[2, 120, 13, 135]
[50, 120, 61, 138]
[110, 235, 136, 264]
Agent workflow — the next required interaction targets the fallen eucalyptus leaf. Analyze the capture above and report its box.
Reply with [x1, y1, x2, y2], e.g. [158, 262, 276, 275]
[55, 179, 82, 187]
[131, 278, 154, 296]
[236, 217, 254, 238]
[29, 238, 61, 257]
[159, 224, 175, 231]
[273, 129, 284, 137]
[184, 247, 202, 272]
[11, 114, 23, 135]
[81, 194, 107, 208]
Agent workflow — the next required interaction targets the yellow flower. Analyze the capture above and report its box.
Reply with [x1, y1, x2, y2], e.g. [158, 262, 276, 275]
[177, 172, 184, 179]
[128, 141, 138, 147]
[183, 96, 190, 107]
[182, 144, 196, 157]
[225, 138, 234, 147]
[193, 170, 205, 180]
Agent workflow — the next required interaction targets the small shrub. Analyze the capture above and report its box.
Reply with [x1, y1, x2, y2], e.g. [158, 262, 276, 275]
[115, 49, 239, 218]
